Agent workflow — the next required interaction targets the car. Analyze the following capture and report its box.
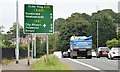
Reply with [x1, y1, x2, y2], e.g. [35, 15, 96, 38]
[97, 47, 110, 58]
[53, 51, 62, 58]
[67, 49, 71, 58]
[62, 51, 68, 58]
[108, 47, 120, 60]
[92, 49, 96, 57]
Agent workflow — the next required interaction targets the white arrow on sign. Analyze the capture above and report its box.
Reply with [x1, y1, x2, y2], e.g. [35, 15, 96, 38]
[43, 24, 46, 28]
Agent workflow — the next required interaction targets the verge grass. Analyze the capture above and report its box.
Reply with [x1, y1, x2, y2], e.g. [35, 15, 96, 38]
[32, 55, 72, 70]
[2, 59, 15, 65]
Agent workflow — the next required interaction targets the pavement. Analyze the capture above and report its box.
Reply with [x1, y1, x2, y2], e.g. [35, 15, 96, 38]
[2, 58, 40, 70]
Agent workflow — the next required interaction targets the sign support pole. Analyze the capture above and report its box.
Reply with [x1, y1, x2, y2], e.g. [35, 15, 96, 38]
[27, 35, 30, 66]
[34, 34, 36, 58]
[33, 0, 36, 58]
[32, 34, 33, 58]
[46, 34, 49, 58]
[16, 0, 19, 64]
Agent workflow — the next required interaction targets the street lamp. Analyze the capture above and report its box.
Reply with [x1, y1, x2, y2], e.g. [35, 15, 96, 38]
[96, 20, 99, 49]
[16, 0, 19, 64]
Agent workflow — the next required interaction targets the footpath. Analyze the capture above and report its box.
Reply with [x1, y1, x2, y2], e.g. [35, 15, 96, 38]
[2, 58, 39, 71]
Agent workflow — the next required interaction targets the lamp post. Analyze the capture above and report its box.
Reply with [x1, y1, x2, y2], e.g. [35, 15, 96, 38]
[16, 0, 19, 64]
[96, 20, 99, 49]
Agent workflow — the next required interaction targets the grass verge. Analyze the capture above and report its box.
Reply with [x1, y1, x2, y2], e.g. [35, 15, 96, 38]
[31, 55, 72, 70]
[2, 57, 27, 65]
[2, 59, 16, 65]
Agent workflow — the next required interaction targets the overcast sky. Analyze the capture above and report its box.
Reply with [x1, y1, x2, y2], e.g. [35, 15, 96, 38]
[0, 0, 119, 33]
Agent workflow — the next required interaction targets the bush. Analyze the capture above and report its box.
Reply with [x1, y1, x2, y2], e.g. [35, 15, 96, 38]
[106, 38, 120, 48]
[19, 44, 27, 50]
[9, 43, 27, 50]
[0, 42, 6, 48]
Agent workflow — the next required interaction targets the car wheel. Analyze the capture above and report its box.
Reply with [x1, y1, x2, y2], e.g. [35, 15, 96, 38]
[86, 56, 92, 59]
[97, 56, 100, 58]
[73, 56, 77, 59]
[110, 54, 113, 60]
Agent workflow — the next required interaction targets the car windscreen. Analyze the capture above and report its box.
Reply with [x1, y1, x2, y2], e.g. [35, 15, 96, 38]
[101, 48, 109, 51]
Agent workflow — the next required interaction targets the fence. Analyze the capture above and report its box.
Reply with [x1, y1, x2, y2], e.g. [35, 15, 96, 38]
[2, 48, 27, 60]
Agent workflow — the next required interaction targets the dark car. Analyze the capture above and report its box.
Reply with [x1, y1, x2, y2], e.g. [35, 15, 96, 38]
[97, 47, 110, 58]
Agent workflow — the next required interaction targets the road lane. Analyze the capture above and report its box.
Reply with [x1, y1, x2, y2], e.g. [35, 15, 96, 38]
[60, 58, 93, 70]
[60, 57, 119, 71]
[75, 57, 118, 70]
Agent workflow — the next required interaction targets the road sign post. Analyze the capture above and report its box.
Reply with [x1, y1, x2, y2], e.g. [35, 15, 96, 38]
[27, 35, 30, 65]
[24, 4, 53, 34]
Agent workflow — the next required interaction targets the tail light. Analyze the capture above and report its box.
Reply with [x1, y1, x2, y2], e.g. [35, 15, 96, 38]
[112, 52, 115, 54]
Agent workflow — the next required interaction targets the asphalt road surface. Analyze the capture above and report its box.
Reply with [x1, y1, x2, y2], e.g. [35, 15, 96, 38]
[60, 57, 120, 72]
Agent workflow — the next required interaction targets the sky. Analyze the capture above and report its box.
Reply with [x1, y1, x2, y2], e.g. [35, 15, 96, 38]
[0, 0, 119, 33]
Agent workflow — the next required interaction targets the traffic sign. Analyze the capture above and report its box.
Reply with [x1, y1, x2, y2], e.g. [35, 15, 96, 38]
[24, 4, 53, 33]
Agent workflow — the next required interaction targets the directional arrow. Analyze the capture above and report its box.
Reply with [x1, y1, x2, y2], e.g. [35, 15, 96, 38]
[43, 24, 46, 28]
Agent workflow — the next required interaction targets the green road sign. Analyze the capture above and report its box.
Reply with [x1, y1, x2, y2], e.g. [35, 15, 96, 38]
[24, 4, 53, 34]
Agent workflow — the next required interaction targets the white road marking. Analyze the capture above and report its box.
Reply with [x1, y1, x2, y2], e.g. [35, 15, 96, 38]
[108, 60, 117, 62]
[67, 58, 105, 72]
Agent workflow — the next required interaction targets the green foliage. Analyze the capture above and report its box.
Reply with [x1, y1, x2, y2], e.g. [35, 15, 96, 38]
[88, 12, 116, 48]
[2, 40, 11, 48]
[54, 18, 65, 32]
[36, 37, 46, 57]
[7, 23, 27, 40]
[106, 38, 120, 48]
[32, 55, 72, 70]
[0, 41, 6, 48]
[48, 32, 60, 53]
[9, 43, 27, 50]
[118, 29, 120, 38]
[58, 12, 90, 51]
[19, 43, 27, 50]
[0, 25, 4, 34]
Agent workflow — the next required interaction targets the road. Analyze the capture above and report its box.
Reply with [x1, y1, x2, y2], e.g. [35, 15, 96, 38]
[60, 57, 120, 72]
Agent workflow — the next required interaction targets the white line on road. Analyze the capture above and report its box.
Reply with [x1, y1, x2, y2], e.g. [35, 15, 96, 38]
[67, 58, 106, 72]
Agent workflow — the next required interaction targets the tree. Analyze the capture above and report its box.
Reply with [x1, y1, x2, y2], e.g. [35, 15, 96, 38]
[54, 18, 65, 32]
[88, 12, 116, 47]
[59, 12, 90, 51]
[118, 29, 120, 38]
[36, 36, 46, 57]
[0, 25, 4, 34]
[7, 23, 27, 40]
[2, 34, 11, 47]
[106, 38, 120, 48]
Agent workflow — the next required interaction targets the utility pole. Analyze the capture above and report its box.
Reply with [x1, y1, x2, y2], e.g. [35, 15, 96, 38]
[16, 0, 19, 64]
